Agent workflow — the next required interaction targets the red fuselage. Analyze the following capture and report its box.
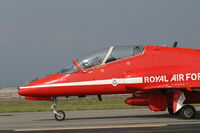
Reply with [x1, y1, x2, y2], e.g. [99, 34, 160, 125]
[18, 46, 200, 102]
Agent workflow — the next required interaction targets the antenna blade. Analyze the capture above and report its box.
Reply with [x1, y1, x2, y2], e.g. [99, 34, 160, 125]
[173, 41, 178, 47]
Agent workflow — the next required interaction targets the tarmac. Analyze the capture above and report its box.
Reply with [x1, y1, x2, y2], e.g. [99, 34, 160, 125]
[0, 108, 200, 132]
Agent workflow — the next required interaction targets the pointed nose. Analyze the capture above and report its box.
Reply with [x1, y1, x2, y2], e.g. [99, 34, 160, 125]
[18, 87, 29, 96]
[18, 73, 60, 96]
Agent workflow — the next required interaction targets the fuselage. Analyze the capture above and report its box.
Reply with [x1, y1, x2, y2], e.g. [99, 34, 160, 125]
[18, 45, 200, 97]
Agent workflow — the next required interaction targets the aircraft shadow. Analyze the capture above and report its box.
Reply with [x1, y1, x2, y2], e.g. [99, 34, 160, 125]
[34, 111, 200, 121]
[0, 114, 13, 117]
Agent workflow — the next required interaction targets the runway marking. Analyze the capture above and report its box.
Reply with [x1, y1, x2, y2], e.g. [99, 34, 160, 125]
[14, 124, 167, 132]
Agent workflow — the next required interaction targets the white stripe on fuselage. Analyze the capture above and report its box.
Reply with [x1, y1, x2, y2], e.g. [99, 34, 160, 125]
[20, 77, 143, 89]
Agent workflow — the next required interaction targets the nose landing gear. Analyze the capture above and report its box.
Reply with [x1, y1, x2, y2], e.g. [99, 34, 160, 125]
[51, 97, 66, 121]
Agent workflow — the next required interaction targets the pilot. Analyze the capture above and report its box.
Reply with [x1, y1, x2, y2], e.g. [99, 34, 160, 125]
[91, 57, 102, 67]
[133, 46, 143, 56]
[82, 60, 90, 69]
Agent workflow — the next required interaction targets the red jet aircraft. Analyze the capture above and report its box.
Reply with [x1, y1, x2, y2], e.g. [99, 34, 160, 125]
[18, 42, 200, 121]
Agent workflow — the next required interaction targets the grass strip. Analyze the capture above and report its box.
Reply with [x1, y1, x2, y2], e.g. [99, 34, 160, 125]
[0, 99, 145, 113]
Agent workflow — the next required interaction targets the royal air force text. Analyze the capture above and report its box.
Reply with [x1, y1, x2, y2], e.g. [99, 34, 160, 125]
[144, 73, 200, 83]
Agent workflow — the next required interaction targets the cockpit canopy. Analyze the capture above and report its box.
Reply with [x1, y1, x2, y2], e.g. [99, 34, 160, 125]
[78, 45, 145, 69]
[59, 45, 145, 74]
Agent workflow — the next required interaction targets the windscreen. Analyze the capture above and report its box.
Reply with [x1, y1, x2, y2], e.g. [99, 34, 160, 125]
[58, 64, 78, 74]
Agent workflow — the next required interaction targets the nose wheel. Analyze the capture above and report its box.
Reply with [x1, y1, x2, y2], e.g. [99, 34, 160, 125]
[51, 97, 66, 121]
[54, 110, 65, 121]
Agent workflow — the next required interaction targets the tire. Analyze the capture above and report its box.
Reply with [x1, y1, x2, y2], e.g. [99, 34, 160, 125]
[179, 105, 196, 119]
[55, 110, 66, 121]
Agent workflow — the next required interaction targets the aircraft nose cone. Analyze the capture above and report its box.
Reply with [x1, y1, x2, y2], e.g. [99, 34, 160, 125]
[18, 87, 27, 96]
[18, 86, 34, 96]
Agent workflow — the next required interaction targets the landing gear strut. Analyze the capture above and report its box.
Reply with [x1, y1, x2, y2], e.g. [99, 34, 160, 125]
[167, 105, 178, 115]
[167, 105, 174, 115]
[51, 97, 66, 121]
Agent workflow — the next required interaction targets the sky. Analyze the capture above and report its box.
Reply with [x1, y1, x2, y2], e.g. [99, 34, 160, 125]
[0, 0, 200, 87]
